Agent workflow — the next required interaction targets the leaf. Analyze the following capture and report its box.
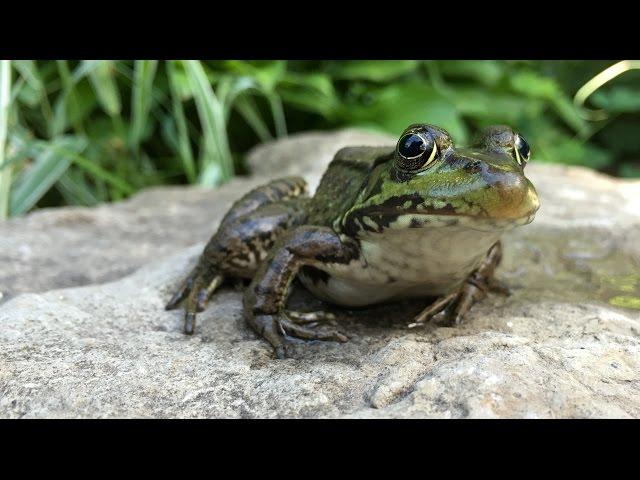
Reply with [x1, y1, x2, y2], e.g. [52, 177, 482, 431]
[452, 87, 544, 124]
[327, 60, 419, 82]
[509, 71, 559, 99]
[278, 72, 338, 117]
[56, 169, 100, 206]
[340, 82, 468, 142]
[222, 60, 286, 91]
[591, 86, 640, 113]
[182, 60, 234, 184]
[52, 61, 98, 135]
[0, 60, 11, 219]
[537, 136, 612, 170]
[233, 95, 273, 142]
[85, 60, 121, 117]
[437, 60, 504, 86]
[130, 60, 158, 150]
[9, 136, 87, 215]
[167, 60, 196, 182]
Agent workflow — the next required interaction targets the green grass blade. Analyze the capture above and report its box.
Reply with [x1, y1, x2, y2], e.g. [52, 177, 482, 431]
[129, 60, 158, 151]
[167, 61, 196, 182]
[9, 136, 87, 215]
[53, 60, 90, 136]
[56, 169, 100, 206]
[0, 60, 11, 219]
[85, 60, 121, 117]
[182, 60, 233, 185]
[234, 95, 273, 142]
[267, 92, 287, 138]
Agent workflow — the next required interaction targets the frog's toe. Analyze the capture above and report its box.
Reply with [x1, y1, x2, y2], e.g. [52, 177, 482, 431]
[286, 310, 337, 325]
[408, 292, 458, 328]
[281, 316, 348, 343]
[488, 277, 512, 296]
[184, 311, 197, 335]
[252, 314, 289, 358]
[165, 276, 196, 310]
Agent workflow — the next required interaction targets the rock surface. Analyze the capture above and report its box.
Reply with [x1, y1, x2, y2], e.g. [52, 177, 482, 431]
[1, 129, 640, 418]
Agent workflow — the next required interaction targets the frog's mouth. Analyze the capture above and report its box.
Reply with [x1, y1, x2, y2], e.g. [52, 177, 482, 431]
[390, 209, 538, 232]
[342, 205, 539, 236]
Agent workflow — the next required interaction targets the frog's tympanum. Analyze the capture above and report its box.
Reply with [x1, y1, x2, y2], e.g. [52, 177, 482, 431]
[166, 124, 540, 358]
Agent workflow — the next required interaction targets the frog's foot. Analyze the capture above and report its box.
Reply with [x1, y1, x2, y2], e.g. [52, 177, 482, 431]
[487, 277, 512, 296]
[165, 266, 223, 334]
[408, 242, 506, 329]
[251, 312, 348, 359]
[408, 279, 490, 328]
[407, 291, 460, 328]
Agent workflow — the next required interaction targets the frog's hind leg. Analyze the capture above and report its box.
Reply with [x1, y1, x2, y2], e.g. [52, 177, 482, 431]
[408, 241, 507, 328]
[243, 226, 359, 358]
[165, 177, 308, 334]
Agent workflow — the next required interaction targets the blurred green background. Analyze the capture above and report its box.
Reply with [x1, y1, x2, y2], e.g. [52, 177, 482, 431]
[0, 60, 639, 219]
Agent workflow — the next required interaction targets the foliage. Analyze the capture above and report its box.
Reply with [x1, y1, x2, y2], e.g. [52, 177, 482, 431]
[0, 60, 638, 219]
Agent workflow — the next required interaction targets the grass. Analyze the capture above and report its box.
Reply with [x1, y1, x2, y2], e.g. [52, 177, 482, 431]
[0, 60, 638, 219]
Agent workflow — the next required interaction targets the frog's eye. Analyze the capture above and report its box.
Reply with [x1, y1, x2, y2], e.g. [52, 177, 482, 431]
[396, 132, 438, 170]
[514, 134, 531, 166]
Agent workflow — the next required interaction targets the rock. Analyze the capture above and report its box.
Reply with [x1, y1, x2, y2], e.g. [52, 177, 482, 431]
[0, 178, 270, 303]
[1, 129, 639, 418]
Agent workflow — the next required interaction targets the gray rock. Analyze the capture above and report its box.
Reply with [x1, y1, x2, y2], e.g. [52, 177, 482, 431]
[1, 129, 639, 418]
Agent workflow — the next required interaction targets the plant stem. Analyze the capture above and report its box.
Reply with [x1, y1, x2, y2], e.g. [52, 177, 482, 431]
[0, 60, 11, 219]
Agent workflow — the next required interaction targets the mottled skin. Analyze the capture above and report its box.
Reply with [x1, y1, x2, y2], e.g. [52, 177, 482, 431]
[166, 124, 540, 358]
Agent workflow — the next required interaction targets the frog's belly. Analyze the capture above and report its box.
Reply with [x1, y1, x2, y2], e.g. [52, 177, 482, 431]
[298, 226, 503, 307]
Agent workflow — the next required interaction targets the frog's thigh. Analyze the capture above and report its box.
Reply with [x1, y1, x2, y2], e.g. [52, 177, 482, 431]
[212, 202, 307, 279]
[217, 177, 308, 229]
[243, 226, 357, 357]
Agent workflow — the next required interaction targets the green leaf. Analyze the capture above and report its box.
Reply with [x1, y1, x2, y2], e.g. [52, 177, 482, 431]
[52, 61, 95, 135]
[340, 82, 468, 142]
[0, 60, 11, 219]
[234, 95, 273, 142]
[591, 87, 640, 113]
[437, 60, 504, 86]
[9, 136, 87, 215]
[452, 87, 543, 125]
[327, 60, 419, 82]
[56, 169, 100, 206]
[182, 60, 234, 184]
[222, 60, 286, 91]
[537, 136, 612, 169]
[85, 60, 121, 117]
[619, 163, 640, 178]
[278, 72, 338, 117]
[167, 60, 196, 182]
[130, 60, 158, 150]
[509, 71, 559, 99]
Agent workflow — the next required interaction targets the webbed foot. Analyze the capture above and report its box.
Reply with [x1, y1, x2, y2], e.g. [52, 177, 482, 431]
[408, 242, 508, 328]
[165, 265, 223, 334]
[250, 312, 348, 359]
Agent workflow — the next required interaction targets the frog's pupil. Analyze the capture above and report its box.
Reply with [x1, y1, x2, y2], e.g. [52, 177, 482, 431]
[398, 134, 426, 158]
[515, 135, 530, 161]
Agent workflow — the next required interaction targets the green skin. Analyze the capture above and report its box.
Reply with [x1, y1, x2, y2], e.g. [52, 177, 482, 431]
[166, 124, 540, 358]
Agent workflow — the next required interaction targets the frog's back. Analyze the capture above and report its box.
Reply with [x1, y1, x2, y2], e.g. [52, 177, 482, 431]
[306, 146, 393, 226]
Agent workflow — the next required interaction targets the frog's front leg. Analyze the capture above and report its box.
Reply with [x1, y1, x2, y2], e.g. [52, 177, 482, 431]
[409, 241, 508, 328]
[243, 226, 357, 359]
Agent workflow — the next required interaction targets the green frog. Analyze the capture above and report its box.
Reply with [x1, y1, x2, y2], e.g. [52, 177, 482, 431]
[166, 124, 540, 358]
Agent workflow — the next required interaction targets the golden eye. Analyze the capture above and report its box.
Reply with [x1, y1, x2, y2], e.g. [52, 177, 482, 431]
[396, 132, 438, 170]
[514, 134, 531, 166]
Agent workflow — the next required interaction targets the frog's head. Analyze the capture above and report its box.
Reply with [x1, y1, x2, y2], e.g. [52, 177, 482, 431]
[340, 123, 540, 236]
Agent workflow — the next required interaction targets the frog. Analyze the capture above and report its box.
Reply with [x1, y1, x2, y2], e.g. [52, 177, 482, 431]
[165, 123, 540, 359]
